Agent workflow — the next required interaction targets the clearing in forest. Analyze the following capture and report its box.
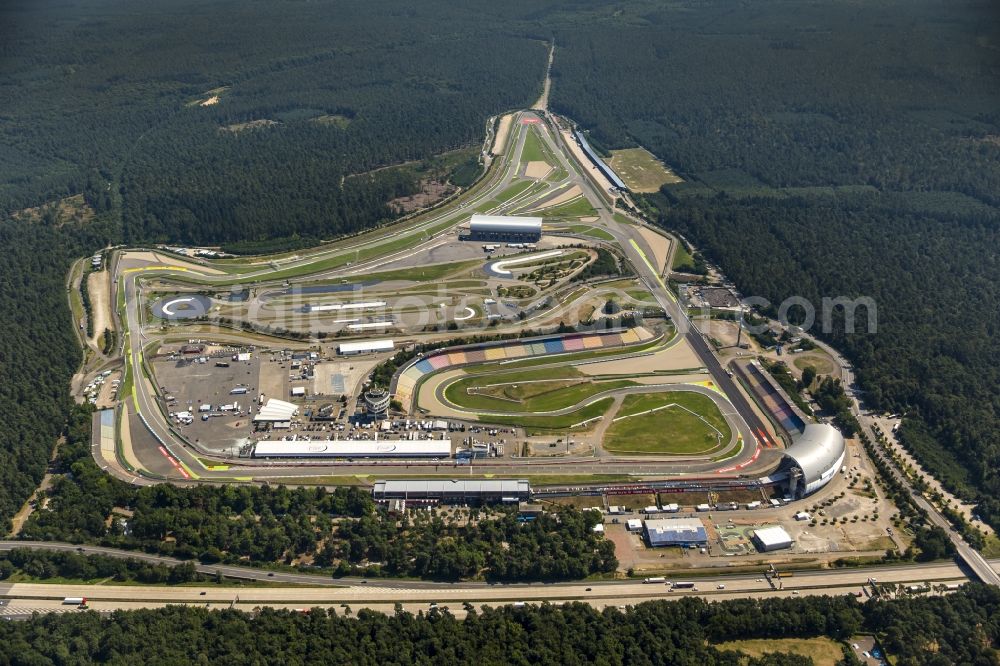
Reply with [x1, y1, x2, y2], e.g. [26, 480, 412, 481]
[608, 147, 682, 192]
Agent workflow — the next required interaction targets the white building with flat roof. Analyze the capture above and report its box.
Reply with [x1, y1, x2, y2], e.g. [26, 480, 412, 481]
[338, 339, 395, 355]
[254, 440, 450, 459]
[752, 525, 794, 552]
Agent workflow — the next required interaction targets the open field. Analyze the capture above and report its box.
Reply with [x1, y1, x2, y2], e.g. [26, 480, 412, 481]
[86, 270, 111, 348]
[444, 369, 635, 413]
[539, 196, 598, 219]
[607, 147, 682, 192]
[671, 239, 696, 271]
[489, 397, 615, 432]
[712, 638, 844, 666]
[603, 392, 731, 455]
[520, 127, 551, 165]
[792, 354, 836, 376]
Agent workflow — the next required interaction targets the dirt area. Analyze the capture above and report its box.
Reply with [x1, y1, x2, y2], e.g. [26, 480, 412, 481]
[199, 95, 220, 107]
[222, 119, 279, 132]
[607, 147, 683, 193]
[388, 180, 455, 214]
[312, 358, 377, 398]
[491, 113, 515, 155]
[578, 338, 702, 376]
[696, 319, 748, 351]
[87, 270, 111, 349]
[258, 356, 290, 406]
[524, 161, 553, 179]
[7, 472, 55, 536]
[12, 194, 95, 226]
[528, 185, 583, 212]
[636, 226, 671, 276]
[125, 250, 226, 275]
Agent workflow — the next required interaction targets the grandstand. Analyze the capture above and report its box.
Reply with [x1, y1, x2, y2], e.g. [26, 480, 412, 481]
[573, 131, 627, 191]
[734, 360, 806, 435]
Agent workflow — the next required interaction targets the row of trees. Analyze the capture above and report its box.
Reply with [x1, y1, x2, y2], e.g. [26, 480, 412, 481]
[0, 549, 203, 586]
[0, 587, 997, 664]
[22, 406, 614, 581]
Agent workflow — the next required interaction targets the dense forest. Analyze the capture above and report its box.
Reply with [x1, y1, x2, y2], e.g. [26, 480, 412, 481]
[547, 1, 1000, 527]
[2, 0, 999, 543]
[20, 407, 615, 581]
[0, 0, 557, 531]
[0, 587, 997, 664]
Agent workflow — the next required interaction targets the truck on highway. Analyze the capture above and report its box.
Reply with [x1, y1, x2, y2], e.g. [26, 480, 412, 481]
[643, 577, 666, 584]
[62, 597, 86, 607]
[671, 582, 695, 589]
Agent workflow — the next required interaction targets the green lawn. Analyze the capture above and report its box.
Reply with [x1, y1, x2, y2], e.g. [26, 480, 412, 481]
[445, 372, 634, 414]
[671, 239, 696, 271]
[488, 397, 616, 432]
[520, 127, 549, 164]
[712, 638, 845, 666]
[539, 196, 598, 219]
[603, 392, 732, 455]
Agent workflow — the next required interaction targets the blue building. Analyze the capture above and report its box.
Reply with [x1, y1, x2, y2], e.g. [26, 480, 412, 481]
[644, 518, 708, 547]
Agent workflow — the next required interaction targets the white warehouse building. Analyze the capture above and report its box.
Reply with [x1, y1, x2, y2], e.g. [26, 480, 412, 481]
[469, 215, 542, 242]
[751, 525, 794, 552]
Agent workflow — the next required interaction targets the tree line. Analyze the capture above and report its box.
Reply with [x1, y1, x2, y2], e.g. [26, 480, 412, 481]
[0, 586, 997, 664]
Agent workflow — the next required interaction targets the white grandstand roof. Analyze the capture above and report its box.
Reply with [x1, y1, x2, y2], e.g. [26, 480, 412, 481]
[373, 478, 529, 496]
[254, 440, 450, 458]
[253, 398, 298, 422]
[470, 215, 542, 231]
[338, 339, 395, 354]
[783, 423, 847, 493]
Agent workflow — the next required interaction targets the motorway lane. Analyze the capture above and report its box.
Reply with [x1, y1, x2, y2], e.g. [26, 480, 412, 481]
[0, 557, 983, 618]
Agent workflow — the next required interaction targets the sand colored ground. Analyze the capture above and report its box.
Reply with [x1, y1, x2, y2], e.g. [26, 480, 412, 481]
[560, 130, 616, 192]
[199, 96, 220, 107]
[491, 113, 515, 155]
[578, 338, 702, 376]
[528, 185, 583, 212]
[636, 226, 671, 276]
[313, 359, 377, 398]
[87, 270, 111, 349]
[524, 161, 553, 179]
[123, 250, 225, 275]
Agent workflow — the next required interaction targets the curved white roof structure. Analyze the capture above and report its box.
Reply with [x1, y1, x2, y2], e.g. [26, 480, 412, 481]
[782, 423, 846, 496]
[470, 215, 542, 235]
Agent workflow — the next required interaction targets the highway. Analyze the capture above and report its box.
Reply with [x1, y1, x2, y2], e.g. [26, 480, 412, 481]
[0, 539, 990, 618]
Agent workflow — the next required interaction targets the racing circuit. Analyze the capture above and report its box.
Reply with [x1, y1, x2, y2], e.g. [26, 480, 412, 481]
[80, 106, 848, 505]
